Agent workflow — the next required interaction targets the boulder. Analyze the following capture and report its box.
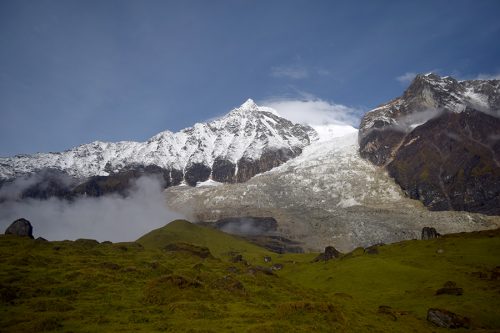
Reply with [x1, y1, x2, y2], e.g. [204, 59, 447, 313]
[427, 308, 470, 328]
[313, 246, 342, 262]
[271, 263, 283, 271]
[436, 281, 463, 296]
[421, 227, 440, 240]
[247, 265, 274, 276]
[4, 218, 34, 239]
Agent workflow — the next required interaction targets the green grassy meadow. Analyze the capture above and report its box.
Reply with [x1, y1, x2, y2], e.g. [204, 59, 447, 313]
[1, 220, 499, 332]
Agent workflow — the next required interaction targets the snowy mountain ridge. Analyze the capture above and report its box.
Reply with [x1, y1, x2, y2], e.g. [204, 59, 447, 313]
[0, 99, 317, 186]
[360, 73, 500, 134]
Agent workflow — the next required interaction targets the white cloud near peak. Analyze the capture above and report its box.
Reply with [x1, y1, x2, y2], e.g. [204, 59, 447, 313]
[473, 72, 500, 80]
[396, 72, 417, 84]
[260, 96, 361, 128]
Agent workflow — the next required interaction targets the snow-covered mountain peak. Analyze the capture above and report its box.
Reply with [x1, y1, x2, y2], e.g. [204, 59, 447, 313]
[360, 74, 500, 134]
[239, 98, 258, 110]
[228, 98, 279, 117]
[0, 99, 317, 186]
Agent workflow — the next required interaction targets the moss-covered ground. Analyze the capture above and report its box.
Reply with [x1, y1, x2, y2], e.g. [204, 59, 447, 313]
[1, 220, 499, 332]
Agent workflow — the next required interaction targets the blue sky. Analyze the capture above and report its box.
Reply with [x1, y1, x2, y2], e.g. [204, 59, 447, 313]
[1, 0, 499, 156]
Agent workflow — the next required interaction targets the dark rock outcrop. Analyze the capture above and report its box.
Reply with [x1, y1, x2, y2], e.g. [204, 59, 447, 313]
[421, 227, 440, 240]
[387, 110, 500, 214]
[5, 218, 33, 239]
[313, 246, 342, 262]
[184, 163, 211, 186]
[20, 170, 75, 200]
[212, 158, 236, 183]
[359, 74, 500, 215]
[236, 148, 301, 183]
[0, 169, 76, 202]
[427, 308, 470, 328]
[73, 164, 175, 197]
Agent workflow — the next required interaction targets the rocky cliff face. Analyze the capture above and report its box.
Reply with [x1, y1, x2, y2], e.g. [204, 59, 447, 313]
[0, 99, 316, 199]
[359, 74, 500, 214]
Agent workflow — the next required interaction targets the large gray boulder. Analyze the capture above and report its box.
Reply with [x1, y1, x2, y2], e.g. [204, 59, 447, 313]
[313, 246, 342, 262]
[421, 227, 440, 240]
[427, 308, 470, 328]
[5, 218, 34, 239]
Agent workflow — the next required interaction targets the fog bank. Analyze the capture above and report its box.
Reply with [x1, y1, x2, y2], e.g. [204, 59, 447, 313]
[0, 176, 184, 242]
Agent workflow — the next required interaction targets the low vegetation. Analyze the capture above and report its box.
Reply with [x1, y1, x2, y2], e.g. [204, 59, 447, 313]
[1, 220, 499, 332]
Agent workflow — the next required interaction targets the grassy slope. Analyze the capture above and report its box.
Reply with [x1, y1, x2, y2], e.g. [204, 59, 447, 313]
[0, 221, 499, 332]
[137, 220, 272, 261]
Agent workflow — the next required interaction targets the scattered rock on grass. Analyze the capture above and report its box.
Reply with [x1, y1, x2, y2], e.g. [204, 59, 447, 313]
[436, 281, 463, 296]
[427, 308, 470, 328]
[271, 263, 283, 271]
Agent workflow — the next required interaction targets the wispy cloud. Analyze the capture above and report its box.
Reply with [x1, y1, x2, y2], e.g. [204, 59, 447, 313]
[260, 94, 361, 127]
[0, 176, 184, 242]
[270, 65, 309, 79]
[396, 72, 417, 84]
[473, 72, 500, 80]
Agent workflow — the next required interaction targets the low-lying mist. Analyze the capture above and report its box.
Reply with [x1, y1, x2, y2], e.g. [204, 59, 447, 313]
[0, 176, 184, 242]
